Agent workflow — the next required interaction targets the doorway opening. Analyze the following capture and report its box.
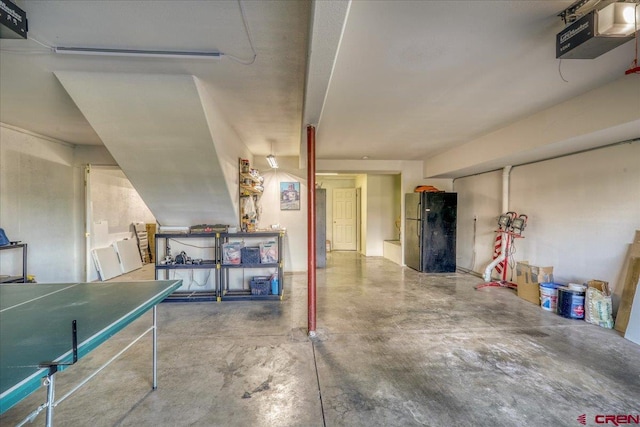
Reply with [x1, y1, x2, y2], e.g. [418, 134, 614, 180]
[315, 173, 401, 260]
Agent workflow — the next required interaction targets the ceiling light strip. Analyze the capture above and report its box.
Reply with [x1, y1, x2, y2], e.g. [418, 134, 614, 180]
[54, 47, 221, 59]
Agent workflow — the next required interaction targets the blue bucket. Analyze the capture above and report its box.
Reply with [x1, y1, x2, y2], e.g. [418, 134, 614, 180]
[557, 287, 585, 319]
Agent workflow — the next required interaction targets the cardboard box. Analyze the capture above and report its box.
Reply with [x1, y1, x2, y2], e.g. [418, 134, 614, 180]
[587, 279, 610, 295]
[516, 261, 554, 305]
[146, 223, 156, 263]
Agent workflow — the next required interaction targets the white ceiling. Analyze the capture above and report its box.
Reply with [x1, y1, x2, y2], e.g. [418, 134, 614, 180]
[0, 0, 309, 157]
[1, 0, 638, 174]
[313, 0, 638, 161]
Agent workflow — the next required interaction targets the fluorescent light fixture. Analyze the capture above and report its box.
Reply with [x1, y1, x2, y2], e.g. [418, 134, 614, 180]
[266, 154, 279, 169]
[54, 46, 222, 59]
[597, 2, 639, 36]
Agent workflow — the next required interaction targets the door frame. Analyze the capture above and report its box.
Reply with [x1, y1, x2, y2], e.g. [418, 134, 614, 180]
[331, 187, 357, 251]
[356, 187, 361, 253]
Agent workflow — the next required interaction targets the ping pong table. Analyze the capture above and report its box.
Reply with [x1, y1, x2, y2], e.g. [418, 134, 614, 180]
[0, 280, 182, 426]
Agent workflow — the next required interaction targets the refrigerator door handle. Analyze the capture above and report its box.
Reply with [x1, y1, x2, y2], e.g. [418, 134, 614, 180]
[416, 201, 421, 240]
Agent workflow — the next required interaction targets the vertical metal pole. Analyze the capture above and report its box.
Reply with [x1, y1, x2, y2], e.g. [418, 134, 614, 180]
[84, 165, 92, 282]
[307, 125, 317, 335]
[22, 243, 27, 282]
[44, 373, 55, 427]
[503, 233, 511, 282]
[152, 305, 157, 389]
[278, 232, 284, 297]
[154, 236, 159, 280]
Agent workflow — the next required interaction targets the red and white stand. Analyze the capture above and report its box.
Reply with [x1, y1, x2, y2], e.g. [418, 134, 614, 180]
[475, 230, 523, 290]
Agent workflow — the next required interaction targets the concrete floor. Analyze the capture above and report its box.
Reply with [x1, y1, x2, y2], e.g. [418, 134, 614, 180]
[2, 252, 639, 426]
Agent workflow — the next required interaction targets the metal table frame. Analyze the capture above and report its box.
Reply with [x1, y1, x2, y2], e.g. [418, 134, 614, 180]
[0, 280, 182, 426]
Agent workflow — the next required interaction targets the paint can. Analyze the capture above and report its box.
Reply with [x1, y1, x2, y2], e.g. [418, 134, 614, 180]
[539, 282, 560, 312]
[557, 286, 586, 319]
[568, 283, 586, 292]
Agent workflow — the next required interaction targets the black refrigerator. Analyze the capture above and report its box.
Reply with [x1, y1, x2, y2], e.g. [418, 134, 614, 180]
[404, 192, 457, 273]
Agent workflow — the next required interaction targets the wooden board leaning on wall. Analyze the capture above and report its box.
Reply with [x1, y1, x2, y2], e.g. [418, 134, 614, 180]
[614, 230, 640, 334]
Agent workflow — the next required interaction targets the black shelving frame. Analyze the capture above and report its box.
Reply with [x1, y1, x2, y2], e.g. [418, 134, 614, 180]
[0, 243, 27, 283]
[219, 231, 284, 301]
[154, 232, 284, 302]
[155, 233, 219, 302]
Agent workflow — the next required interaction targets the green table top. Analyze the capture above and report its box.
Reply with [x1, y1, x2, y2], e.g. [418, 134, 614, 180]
[0, 280, 182, 414]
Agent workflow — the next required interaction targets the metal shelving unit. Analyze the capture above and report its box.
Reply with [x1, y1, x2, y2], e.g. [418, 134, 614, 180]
[154, 233, 219, 302]
[220, 231, 285, 301]
[0, 243, 28, 283]
[154, 231, 284, 302]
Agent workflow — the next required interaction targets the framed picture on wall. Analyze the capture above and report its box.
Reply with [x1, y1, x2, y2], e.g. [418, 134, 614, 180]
[280, 182, 300, 210]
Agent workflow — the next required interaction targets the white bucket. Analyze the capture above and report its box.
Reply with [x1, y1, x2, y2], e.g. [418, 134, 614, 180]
[568, 283, 586, 292]
[540, 283, 559, 312]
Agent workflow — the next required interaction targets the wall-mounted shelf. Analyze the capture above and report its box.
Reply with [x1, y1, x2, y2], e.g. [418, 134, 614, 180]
[239, 158, 263, 231]
[240, 172, 262, 184]
[240, 184, 262, 195]
[0, 243, 28, 283]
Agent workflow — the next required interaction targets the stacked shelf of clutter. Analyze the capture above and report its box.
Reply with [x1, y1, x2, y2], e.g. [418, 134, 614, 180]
[154, 233, 219, 302]
[0, 243, 27, 283]
[220, 231, 284, 301]
[239, 158, 264, 232]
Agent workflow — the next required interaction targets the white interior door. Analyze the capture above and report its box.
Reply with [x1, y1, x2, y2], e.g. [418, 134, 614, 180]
[333, 188, 357, 250]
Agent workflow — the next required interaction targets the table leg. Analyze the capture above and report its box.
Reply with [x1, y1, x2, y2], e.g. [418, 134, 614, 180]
[44, 372, 56, 427]
[152, 305, 157, 389]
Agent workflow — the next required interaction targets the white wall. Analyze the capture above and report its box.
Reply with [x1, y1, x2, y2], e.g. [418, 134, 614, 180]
[197, 78, 254, 224]
[0, 125, 84, 282]
[426, 74, 640, 178]
[392, 174, 402, 240]
[259, 157, 308, 272]
[454, 170, 502, 272]
[88, 166, 156, 282]
[510, 142, 639, 288]
[90, 167, 155, 235]
[74, 145, 117, 165]
[365, 175, 399, 256]
[316, 158, 451, 193]
[356, 174, 367, 254]
[454, 142, 640, 303]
